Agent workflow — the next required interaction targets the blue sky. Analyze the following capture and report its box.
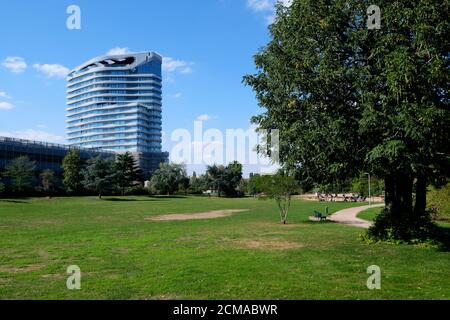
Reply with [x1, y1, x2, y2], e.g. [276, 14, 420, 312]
[0, 0, 288, 175]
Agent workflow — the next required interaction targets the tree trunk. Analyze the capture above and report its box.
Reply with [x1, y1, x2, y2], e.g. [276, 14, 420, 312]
[383, 171, 414, 237]
[414, 173, 427, 216]
[99, 193, 102, 199]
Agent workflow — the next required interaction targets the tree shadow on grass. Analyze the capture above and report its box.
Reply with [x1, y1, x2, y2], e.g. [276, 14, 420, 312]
[435, 226, 450, 252]
[148, 195, 188, 199]
[102, 197, 159, 202]
[0, 199, 30, 204]
[304, 217, 335, 225]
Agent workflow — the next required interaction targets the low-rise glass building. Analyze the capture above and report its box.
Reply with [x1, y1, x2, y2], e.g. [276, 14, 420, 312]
[0, 136, 113, 174]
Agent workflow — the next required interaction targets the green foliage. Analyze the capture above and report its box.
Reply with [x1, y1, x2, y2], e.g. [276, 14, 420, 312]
[0, 178, 4, 195]
[125, 184, 150, 196]
[179, 175, 190, 195]
[365, 207, 445, 247]
[40, 169, 57, 197]
[150, 162, 187, 195]
[247, 173, 259, 196]
[188, 171, 204, 194]
[62, 149, 83, 193]
[205, 161, 243, 197]
[115, 152, 140, 196]
[82, 156, 117, 198]
[244, 0, 450, 240]
[4, 156, 36, 193]
[427, 182, 450, 221]
[350, 173, 384, 197]
[248, 173, 272, 196]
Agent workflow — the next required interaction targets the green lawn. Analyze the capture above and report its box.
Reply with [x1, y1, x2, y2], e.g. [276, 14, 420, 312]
[358, 207, 383, 222]
[0, 196, 449, 299]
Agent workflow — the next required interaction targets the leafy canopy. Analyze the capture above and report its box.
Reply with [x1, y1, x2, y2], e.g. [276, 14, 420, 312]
[4, 156, 36, 193]
[62, 149, 83, 193]
[82, 156, 117, 198]
[150, 162, 187, 195]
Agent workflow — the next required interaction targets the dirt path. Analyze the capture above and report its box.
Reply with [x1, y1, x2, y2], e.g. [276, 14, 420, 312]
[329, 204, 385, 229]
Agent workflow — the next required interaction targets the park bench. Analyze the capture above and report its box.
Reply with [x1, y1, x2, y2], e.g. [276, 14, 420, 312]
[314, 210, 328, 221]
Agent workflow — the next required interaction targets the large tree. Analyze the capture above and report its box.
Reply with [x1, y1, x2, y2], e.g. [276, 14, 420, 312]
[62, 149, 84, 193]
[4, 156, 36, 193]
[82, 156, 117, 199]
[206, 161, 243, 197]
[115, 152, 140, 196]
[40, 169, 57, 199]
[150, 163, 187, 195]
[244, 0, 449, 240]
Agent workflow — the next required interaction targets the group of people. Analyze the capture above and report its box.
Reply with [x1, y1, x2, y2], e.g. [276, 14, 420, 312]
[316, 193, 367, 202]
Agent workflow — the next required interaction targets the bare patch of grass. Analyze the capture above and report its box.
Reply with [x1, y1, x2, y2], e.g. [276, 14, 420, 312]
[224, 237, 304, 250]
[114, 247, 130, 254]
[146, 209, 248, 221]
[0, 264, 44, 274]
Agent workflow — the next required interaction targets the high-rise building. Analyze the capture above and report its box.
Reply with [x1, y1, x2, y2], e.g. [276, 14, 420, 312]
[66, 52, 168, 178]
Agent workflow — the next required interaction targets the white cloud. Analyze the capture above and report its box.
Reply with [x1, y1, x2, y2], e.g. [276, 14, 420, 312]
[2, 56, 27, 73]
[171, 92, 182, 99]
[247, 0, 272, 11]
[107, 47, 132, 55]
[196, 114, 218, 121]
[278, 0, 292, 7]
[0, 102, 15, 110]
[265, 14, 276, 24]
[162, 57, 193, 74]
[0, 129, 65, 143]
[247, 0, 292, 24]
[0, 91, 11, 99]
[33, 64, 70, 78]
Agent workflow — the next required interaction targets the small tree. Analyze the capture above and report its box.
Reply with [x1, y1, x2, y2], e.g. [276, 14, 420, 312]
[261, 173, 298, 224]
[5, 156, 36, 194]
[62, 149, 83, 194]
[40, 169, 57, 199]
[82, 156, 116, 199]
[115, 152, 139, 196]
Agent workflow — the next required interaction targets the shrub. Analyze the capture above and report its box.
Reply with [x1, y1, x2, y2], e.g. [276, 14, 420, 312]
[427, 183, 450, 221]
[125, 185, 149, 196]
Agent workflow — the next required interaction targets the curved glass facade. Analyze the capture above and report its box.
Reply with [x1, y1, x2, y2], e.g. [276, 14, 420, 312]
[66, 52, 163, 153]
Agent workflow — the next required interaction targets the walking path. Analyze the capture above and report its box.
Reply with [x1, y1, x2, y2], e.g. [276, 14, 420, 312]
[329, 204, 385, 229]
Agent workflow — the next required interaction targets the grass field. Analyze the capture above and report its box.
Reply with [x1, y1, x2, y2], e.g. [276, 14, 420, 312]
[0, 196, 449, 300]
[358, 207, 383, 222]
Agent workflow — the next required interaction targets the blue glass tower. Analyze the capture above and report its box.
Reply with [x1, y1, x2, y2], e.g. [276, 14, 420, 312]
[66, 52, 168, 177]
